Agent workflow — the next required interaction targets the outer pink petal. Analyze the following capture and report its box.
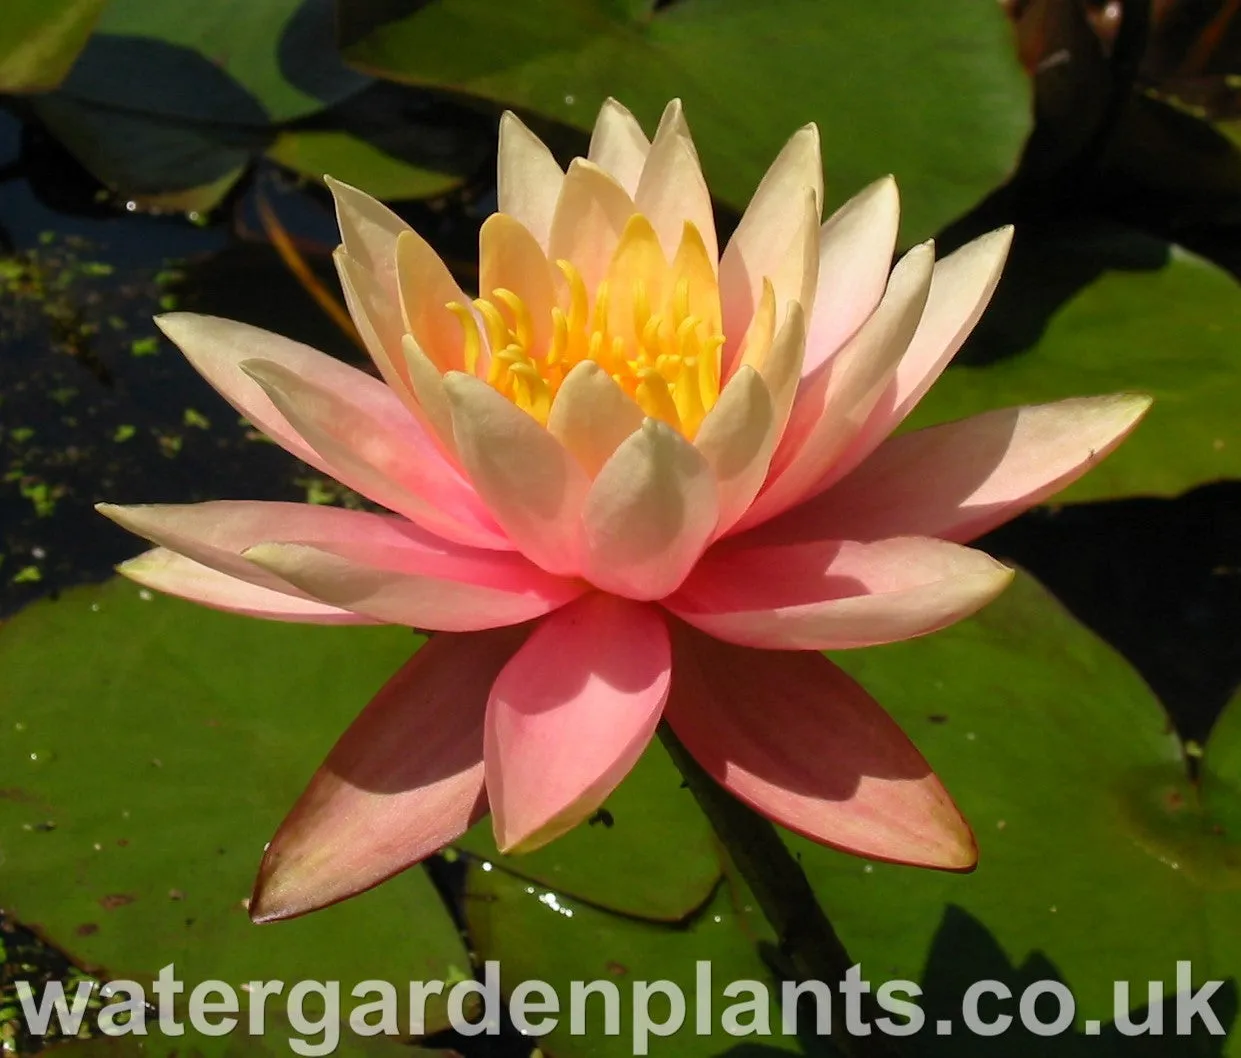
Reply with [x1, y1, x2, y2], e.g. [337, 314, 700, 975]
[97, 500, 431, 603]
[761, 395, 1154, 546]
[239, 357, 505, 549]
[154, 312, 500, 546]
[581, 419, 719, 600]
[664, 624, 976, 869]
[802, 176, 901, 377]
[115, 548, 374, 624]
[485, 594, 671, 853]
[250, 627, 528, 922]
[733, 242, 934, 533]
[243, 540, 585, 631]
[666, 536, 1013, 650]
[822, 226, 1013, 490]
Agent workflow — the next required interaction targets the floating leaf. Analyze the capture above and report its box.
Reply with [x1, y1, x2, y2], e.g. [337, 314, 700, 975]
[794, 572, 1241, 1053]
[464, 861, 808, 1057]
[0, 0, 106, 94]
[0, 578, 466, 1036]
[456, 740, 722, 922]
[341, 0, 1032, 241]
[911, 223, 1241, 502]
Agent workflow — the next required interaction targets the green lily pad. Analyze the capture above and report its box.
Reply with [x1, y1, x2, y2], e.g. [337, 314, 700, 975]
[792, 572, 1241, 1053]
[29, 0, 470, 211]
[341, 0, 1032, 242]
[0, 578, 468, 1036]
[455, 739, 722, 923]
[0, 0, 106, 94]
[267, 129, 464, 202]
[909, 223, 1241, 502]
[1202, 686, 1241, 839]
[464, 861, 811, 1057]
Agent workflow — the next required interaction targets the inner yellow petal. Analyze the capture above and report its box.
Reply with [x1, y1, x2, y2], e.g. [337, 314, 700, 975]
[447, 212, 725, 439]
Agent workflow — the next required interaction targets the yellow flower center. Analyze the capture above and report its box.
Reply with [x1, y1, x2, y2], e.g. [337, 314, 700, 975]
[447, 214, 724, 438]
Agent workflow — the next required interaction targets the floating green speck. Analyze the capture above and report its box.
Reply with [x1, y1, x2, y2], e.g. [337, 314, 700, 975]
[12, 566, 41, 584]
[129, 336, 160, 358]
[182, 408, 210, 430]
[18, 481, 57, 518]
[113, 424, 136, 443]
[7, 427, 33, 444]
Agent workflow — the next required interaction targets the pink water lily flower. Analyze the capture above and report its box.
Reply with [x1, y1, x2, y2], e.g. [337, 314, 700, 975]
[99, 98, 1149, 923]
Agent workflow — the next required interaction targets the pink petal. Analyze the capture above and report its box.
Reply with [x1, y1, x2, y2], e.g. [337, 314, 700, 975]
[251, 627, 528, 922]
[485, 594, 671, 853]
[443, 372, 591, 576]
[587, 97, 650, 195]
[732, 242, 934, 533]
[154, 312, 496, 545]
[664, 624, 976, 869]
[802, 176, 901, 377]
[243, 539, 585, 631]
[115, 547, 374, 624]
[155, 312, 395, 470]
[581, 419, 719, 600]
[764, 395, 1154, 545]
[498, 112, 564, 248]
[97, 500, 431, 603]
[823, 226, 1013, 489]
[239, 357, 504, 549]
[667, 535, 1013, 650]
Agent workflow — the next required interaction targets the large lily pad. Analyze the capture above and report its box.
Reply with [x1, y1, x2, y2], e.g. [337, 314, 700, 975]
[794, 572, 1241, 1054]
[464, 862, 812, 1057]
[30, 0, 471, 211]
[0, 0, 106, 94]
[0, 578, 468, 1036]
[910, 223, 1241, 502]
[1203, 686, 1241, 839]
[341, 0, 1032, 242]
[456, 739, 722, 923]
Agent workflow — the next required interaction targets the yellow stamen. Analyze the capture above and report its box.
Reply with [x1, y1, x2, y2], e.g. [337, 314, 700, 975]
[445, 214, 726, 436]
[445, 301, 482, 375]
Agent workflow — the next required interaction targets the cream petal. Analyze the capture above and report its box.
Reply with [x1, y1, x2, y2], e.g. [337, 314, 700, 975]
[587, 97, 650, 195]
[635, 100, 718, 267]
[547, 361, 645, 477]
[581, 419, 719, 600]
[719, 123, 823, 360]
[693, 367, 776, 536]
[443, 371, 591, 576]
[498, 111, 564, 248]
[547, 158, 636, 292]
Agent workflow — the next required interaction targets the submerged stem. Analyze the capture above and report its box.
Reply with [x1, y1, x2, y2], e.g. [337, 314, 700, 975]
[658, 722, 902, 1058]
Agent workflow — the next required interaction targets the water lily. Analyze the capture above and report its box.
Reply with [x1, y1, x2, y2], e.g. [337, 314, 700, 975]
[99, 99, 1148, 923]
